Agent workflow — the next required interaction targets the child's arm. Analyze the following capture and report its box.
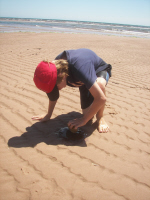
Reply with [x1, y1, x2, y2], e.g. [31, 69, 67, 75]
[32, 100, 57, 122]
[68, 81, 106, 128]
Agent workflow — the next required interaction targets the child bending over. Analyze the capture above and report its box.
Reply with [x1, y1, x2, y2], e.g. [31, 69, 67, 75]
[32, 48, 112, 133]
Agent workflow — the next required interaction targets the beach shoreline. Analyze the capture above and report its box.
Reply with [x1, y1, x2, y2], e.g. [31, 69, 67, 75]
[0, 32, 150, 200]
[1, 17, 150, 38]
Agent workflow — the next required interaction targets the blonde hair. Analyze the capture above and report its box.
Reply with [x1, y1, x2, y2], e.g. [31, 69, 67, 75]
[54, 59, 69, 84]
[43, 59, 69, 84]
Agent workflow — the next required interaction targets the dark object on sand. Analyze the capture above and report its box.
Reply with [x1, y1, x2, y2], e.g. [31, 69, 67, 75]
[56, 127, 86, 140]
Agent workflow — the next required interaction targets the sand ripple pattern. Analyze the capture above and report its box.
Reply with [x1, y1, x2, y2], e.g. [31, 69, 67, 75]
[0, 33, 150, 200]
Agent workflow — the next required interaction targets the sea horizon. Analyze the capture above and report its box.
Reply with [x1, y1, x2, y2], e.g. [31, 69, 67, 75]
[0, 17, 150, 38]
[1, 16, 150, 27]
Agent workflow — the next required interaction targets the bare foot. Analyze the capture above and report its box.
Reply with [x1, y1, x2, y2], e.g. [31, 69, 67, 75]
[97, 117, 109, 133]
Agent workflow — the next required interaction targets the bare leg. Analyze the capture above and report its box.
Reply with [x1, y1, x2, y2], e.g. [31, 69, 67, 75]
[82, 77, 109, 132]
[96, 78, 109, 133]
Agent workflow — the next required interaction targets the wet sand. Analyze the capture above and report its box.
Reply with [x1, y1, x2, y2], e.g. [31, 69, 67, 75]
[0, 32, 150, 200]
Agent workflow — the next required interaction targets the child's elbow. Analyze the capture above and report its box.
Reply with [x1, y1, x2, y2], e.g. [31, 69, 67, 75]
[94, 93, 106, 105]
[101, 95, 106, 104]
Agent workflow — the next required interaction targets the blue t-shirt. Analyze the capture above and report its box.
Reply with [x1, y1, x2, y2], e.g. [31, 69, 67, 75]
[47, 48, 111, 101]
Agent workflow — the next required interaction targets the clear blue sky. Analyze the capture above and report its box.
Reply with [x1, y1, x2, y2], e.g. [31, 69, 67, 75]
[0, 0, 150, 26]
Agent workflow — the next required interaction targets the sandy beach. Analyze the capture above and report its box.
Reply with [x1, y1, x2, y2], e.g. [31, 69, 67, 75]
[0, 32, 150, 200]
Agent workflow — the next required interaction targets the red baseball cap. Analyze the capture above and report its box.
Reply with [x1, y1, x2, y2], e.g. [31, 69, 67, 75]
[33, 61, 57, 93]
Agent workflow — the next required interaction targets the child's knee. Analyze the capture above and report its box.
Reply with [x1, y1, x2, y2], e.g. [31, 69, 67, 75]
[97, 77, 106, 92]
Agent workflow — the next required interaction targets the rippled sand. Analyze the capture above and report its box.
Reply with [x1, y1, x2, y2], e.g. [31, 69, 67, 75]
[0, 32, 150, 200]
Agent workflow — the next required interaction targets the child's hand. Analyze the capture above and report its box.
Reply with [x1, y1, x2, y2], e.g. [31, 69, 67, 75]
[31, 114, 50, 122]
[68, 118, 86, 130]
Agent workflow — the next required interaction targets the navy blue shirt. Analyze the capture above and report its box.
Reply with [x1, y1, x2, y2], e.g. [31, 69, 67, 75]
[47, 48, 111, 101]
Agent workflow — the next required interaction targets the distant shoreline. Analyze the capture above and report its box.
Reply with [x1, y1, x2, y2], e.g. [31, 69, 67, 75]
[0, 17, 149, 27]
[0, 17, 150, 38]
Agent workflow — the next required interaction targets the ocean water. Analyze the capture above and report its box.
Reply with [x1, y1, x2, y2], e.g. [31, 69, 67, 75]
[0, 17, 150, 38]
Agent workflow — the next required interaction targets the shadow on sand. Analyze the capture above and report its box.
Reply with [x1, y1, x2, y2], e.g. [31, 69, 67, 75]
[8, 111, 97, 148]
